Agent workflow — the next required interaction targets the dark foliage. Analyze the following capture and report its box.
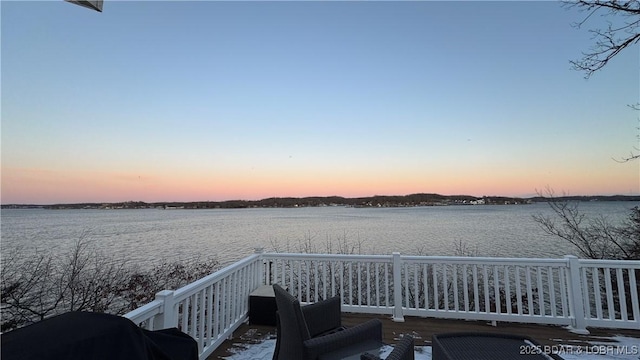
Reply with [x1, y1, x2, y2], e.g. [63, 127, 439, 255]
[1, 239, 218, 332]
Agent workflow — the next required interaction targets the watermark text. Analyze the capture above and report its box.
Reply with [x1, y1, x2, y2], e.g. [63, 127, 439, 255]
[520, 344, 639, 356]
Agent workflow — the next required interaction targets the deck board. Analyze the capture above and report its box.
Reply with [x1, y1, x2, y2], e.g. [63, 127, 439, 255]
[206, 313, 640, 359]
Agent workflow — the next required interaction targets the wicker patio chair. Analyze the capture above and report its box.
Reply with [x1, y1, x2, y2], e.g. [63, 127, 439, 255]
[272, 283, 383, 360]
[360, 335, 414, 360]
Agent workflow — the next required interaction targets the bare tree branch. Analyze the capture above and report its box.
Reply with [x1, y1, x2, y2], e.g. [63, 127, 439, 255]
[612, 106, 640, 162]
[564, 0, 640, 78]
[533, 188, 640, 260]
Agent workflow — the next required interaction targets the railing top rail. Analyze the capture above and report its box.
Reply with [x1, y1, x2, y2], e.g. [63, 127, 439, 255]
[173, 253, 262, 300]
[261, 252, 640, 268]
[577, 259, 640, 268]
[261, 252, 572, 266]
[401, 255, 569, 266]
[123, 299, 163, 324]
[261, 252, 391, 262]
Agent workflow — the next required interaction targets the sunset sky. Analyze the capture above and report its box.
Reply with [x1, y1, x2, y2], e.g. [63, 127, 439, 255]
[2, 1, 638, 204]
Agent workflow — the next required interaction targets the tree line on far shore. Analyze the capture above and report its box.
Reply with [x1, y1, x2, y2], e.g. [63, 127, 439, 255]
[4, 193, 639, 210]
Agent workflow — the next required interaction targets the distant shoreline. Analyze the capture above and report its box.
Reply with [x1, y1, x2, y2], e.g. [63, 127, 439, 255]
[2, 193, 639, 210]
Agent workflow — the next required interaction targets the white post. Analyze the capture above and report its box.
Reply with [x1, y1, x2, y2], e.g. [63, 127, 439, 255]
[254, 248, 266, 286]
[154, 290, 177, 330]
[392, 252, 405, 322]
[564, 256, 589, 334]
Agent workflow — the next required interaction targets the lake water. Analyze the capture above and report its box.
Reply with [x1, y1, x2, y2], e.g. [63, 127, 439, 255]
[1, 202, 636, 267]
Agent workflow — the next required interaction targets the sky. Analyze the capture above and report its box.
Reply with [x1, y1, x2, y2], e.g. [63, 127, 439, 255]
[1, 0, 639, 204]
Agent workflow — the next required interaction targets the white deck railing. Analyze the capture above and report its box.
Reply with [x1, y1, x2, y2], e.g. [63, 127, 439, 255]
[124, 254, 264, 359]
[124, 252, 640, 360]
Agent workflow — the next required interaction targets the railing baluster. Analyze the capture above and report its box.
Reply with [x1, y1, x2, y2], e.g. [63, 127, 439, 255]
[525, 266, 533, 315]
[356, 261, 364, 306]
[413, 263, 419, 309]
[237, 268, 243, 323]
[505, 265, 512, 315]
[381, 263, 387, 307]
[453, 264, 459, 312]
[340, 260, 344, 300]
[306, 260, 311, 302]
[483, 265, 490, 313]
[191, 294, 198, 339]
[357, 262, 362, 306]
[403, 262, 409, 308]
[593, 268, 603, 320]
[559, 267, 568, 318]
[198, 290, 205, 351]
[323, 260, 328, 300]
[206, 285, 213, 345]
[433, 263, 439, 310]
[515, 266, 523, 315]
[297, 261, 302, 301]
[374, 263, 380, 307]
[349, 261, 353, 306]
[629, 268, 639, 323]
[331, 261, 336, 297]
[616, 268, 627, 321]
[281, 259, 286, 286]
[536, 267, 544, 316]
[424, 264, 430, 310]
[314, 261, 319, 302]
[287, 260, 292, 294]
[181, 298, 190, 333]
[604, 267, 614, 320]
[239, 268, 244, 318]
[213, 282, 220, 339]
[580, 267, 591, 319]
[234, 269, 240, 322]
[443, 264, 449, 311]
[493, 266, 500, 314]
[226, 276, 232, 330]
[473, 265, 479, 313]
[366, 262, 371, 307]
[463, 264, 469, 312]
[548, 266, 556, 317]
[222, 278, 227, 336]
[232, 272, 238, 322]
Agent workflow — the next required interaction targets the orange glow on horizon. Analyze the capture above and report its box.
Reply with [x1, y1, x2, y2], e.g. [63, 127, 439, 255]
[2, 162, 638, 205]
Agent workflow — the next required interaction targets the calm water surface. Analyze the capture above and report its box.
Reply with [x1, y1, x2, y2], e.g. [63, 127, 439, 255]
[1, 202, 636, 266]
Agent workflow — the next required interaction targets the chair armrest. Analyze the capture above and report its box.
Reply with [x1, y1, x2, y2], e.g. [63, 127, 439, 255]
[301, 295, 342, 337]
[303, 318, 383, 360]
[386, 335, 414, 360]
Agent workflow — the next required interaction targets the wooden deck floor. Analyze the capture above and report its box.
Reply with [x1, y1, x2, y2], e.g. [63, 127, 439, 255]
[206, 313, 640, 359]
